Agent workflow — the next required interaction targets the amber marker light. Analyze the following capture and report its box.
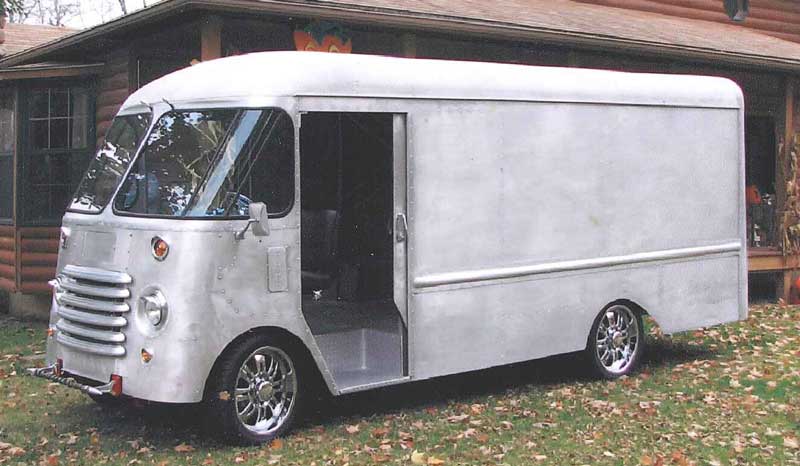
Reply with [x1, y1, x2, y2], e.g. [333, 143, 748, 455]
[110, 374, 123, 397]
[151, 237, 169, 261]
[141, 349, 153, 364]
[46, 327, 55, 338]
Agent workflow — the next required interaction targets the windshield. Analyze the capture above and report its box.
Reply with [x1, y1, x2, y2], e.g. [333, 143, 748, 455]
[113, 108, 294, 218]
[68, 114, 151, 213]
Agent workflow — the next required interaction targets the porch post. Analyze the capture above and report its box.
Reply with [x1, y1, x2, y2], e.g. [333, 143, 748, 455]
[201, 15, 223, 62]
[780, 77, 798, 302]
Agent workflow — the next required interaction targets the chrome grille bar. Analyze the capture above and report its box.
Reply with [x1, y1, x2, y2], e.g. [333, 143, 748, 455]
[57, 332, 126, 357]
[56, 319, 126, 344]
[56, 306, 127, 328]
[62, 265, 132, 285]
[58, 278, 131, 299]
[57, 293, 130, 313]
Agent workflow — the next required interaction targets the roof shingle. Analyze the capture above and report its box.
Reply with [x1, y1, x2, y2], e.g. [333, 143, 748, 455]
[0, 23, 78, 57]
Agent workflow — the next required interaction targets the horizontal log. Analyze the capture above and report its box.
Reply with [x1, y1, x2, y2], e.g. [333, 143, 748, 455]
[19, 281, 52, 295]
[20, 238, 59, 253]
[96, 88, 130, 109]
[98, 70, 130, 93]
[20, 266, 56, 281]
[0, 249, 14, 265]
[0, 263, 15, 280]
[0, 276, 15, 292]
[19, 227, 59, 239]
[97, 103, 122, 124]
[20, 252, 57, 266]
[0, 236, 14, 250]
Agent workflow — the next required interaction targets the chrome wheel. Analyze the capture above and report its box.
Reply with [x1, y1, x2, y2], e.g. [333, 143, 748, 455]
[235, 346, 297, 435]
[594, 305, 640, 375]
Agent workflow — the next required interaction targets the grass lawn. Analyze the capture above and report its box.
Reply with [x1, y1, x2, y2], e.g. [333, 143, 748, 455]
[1, 305, 799, 466]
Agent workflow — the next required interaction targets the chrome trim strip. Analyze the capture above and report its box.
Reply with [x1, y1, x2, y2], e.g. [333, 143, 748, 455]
[62, 265, 132, 285]
[56, 319, 126, 344]
[58, 278, 130, 299]
[56, 306, 128, 328]
[56, 333, 126, 357]
[57, 293, 130, 313]
[414, 242, 742, 288]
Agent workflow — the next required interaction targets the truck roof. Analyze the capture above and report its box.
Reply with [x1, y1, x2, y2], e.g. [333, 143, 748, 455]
[123, 51, 743, 113]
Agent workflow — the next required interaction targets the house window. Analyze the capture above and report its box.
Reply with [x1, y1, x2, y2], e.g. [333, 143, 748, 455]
[0, 90, 13, 222]
[22, 85, 93, 224]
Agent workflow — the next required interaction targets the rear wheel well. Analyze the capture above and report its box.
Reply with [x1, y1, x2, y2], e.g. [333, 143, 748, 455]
[605, 298, 648, 317]
[202, 327, 324, 402]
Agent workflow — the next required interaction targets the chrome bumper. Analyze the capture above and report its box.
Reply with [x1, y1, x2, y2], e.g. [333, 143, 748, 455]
[26, 365, 115, 397]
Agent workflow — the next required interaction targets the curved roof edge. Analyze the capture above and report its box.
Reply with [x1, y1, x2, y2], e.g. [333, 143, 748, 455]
[123, 51, 744, 112]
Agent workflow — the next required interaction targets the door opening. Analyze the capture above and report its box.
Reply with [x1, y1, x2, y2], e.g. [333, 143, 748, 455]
[299, 112, 407, 391]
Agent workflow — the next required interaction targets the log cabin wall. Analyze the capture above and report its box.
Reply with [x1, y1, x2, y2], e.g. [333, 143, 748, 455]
[17, 227, 58, 294]
[574, 0, 800, 43]
[0, 225, 15, 292]
[96, 48, 132, 148]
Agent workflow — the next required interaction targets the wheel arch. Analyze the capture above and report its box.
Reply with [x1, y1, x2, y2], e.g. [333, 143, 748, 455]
[202, 326, 327, 402]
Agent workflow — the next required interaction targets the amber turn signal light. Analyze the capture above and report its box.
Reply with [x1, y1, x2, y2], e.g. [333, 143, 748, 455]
[151, 237, 169, 261]
[110, 374, 123, 397]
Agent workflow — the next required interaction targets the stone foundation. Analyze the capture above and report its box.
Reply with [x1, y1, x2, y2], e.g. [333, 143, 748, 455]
[8, 292, 51, 321]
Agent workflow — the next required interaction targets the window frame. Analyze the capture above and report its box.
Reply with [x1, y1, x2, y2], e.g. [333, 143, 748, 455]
[0, 87, 17, 225]
[18, 81, 96, 226]
[111, 106, 296, 221]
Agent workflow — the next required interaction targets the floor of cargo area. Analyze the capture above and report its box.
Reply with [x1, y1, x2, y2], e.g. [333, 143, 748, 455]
[302, 298, 405, 391]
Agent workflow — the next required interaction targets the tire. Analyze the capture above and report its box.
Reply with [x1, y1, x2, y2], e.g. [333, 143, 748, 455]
[206, 332, 304, 445]
[586, 303, 645, 379]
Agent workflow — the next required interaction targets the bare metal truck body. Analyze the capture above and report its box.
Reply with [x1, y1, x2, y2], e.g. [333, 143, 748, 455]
[31, 52, 746, 442]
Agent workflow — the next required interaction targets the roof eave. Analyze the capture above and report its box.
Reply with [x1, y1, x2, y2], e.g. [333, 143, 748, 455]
[2, 0, 800, 73]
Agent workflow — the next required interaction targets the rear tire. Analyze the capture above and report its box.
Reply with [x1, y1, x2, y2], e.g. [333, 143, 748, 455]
[206, 332, 304, 445]
[586, 303, 645, 379]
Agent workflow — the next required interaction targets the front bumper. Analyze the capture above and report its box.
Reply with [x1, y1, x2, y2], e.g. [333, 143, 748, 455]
[27, 364, 117, 397]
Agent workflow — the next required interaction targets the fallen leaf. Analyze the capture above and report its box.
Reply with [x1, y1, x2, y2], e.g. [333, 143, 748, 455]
[174, 443, 195, 453]
[217, 391, 230, 401]
[345, 424, 360, 434]
[785, 437, 799, 449]
[410, 450, 426, 464]
[427, 456, 445, 465]
[7, 447, 25, 457]
[270, 438, 283, 450]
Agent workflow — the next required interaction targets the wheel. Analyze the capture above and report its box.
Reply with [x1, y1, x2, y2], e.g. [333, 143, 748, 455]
[586, 303, 645, 379]
[207, 333, 303, 445]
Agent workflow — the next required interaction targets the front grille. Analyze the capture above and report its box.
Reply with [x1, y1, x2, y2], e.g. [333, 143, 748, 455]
[55, 265, 132, 357]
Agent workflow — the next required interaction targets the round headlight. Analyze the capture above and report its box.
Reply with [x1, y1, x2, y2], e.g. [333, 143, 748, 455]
[141, 291, 167, 326]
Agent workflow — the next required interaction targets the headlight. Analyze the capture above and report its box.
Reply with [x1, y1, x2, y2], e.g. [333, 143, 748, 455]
[141, 291, 167, 326]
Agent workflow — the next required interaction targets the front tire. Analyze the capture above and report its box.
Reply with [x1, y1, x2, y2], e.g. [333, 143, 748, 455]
[207, 333, 303, 445]
[586, 303, 644, 379]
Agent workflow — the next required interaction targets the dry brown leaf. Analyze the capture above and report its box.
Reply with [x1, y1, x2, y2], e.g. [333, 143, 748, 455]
[270, 438, 283, 450]
[7, 447, 25, 457]
[410, 450, 426, 464]
[174, 443, 195, 453]
[345, 424, 360, 434]
[640, 455, 654, 466]
[0, 442, 10, 451]
[784, 437, 799, 449]
[217, 391, 231, 401]
[427, 456, 445, 465]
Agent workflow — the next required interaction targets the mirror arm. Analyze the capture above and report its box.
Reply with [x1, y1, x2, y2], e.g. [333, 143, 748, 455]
[234, 219, 259, 241]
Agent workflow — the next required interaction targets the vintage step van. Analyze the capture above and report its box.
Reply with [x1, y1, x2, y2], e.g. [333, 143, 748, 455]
[29, 51, 747, 444]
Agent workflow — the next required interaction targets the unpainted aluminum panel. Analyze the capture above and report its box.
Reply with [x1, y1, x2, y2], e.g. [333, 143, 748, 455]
[406, 99, 744, 379]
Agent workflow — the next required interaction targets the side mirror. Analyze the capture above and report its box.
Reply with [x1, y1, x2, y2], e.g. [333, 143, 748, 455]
[249, 202, 269, 236]
[234, 202, 269, 240]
